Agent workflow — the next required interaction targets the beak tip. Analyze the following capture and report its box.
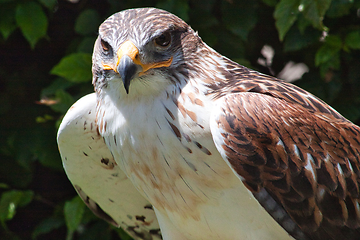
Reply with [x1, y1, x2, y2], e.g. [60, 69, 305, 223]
[124, 85, 130, 94]
[122, 77, 131, 94]
[118, 55, 138, 94]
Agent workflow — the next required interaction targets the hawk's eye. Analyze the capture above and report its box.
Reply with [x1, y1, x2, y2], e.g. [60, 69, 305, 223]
[100, 39, 111, 52]
[154, 32, 171, 47]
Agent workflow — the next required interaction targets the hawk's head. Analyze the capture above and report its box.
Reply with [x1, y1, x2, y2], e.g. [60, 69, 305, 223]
[92, 8, 202, 96]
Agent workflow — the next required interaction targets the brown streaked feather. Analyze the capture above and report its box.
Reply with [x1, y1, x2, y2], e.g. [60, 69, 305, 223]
[91, 7, 360, 239]
[206, 58, 348, 124]
[212, 91, 360, 239]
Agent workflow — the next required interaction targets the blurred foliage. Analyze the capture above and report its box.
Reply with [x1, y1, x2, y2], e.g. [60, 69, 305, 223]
[0, 0, 360, 239]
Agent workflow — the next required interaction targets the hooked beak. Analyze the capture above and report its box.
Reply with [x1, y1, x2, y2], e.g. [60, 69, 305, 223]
[102, 40, 173, 94]
[117, 54, 138, 94]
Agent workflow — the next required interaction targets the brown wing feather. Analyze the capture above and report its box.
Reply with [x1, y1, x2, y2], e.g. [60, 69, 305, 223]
[206, 55, 348, 123]
[212, 91, 360, 239]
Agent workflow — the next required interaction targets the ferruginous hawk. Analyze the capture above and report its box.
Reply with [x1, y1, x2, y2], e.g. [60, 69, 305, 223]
[57, 7, 360, 240]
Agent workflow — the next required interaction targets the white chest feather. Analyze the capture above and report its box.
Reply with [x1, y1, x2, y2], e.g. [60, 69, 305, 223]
[96, 83, 292, 239]
[98, 83, 232, 209]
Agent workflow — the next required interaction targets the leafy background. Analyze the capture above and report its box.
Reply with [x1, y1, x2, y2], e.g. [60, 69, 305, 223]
[1, 0, 360, 239]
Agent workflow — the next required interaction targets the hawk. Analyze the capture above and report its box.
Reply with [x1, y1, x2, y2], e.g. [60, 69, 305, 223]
[57, 7, 360, 240]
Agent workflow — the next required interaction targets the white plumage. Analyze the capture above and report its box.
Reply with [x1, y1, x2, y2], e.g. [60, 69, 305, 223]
[58, 7, 360, 240]
[57, 93, 161, 239]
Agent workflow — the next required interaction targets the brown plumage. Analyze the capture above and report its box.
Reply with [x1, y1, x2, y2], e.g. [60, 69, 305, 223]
[204, 42, 360, 240]
[215, 91, 360, 238]
[60, 7, 360, 240]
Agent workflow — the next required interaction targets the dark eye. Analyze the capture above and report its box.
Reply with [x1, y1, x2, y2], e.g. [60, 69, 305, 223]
[100, 39, 111, 52]
[154, 32, 171, 47]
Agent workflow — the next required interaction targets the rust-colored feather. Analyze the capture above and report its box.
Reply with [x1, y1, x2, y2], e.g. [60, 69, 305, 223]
[213, 89, 360, 239]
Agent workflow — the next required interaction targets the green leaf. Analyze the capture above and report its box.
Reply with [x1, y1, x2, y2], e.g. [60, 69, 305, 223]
[274, 0, 301, 41]
[80, 206, 99, 225]
[77, 36, 97, 53]
[31, 125, 63, 171]
[64, 196, 85, 235]
[50, 53, 92, 82]
[296, 14, 311, 34]
[32, 217, 64, 239]
[0, 190, 34, 224]
[78, 221, 113, 240]
[115, 227, 134, 240]
[283, 27, 321, 52]
[41, 78, 75, 97]
[326, 0, 353, 18]
[75, 9, 100, 36]
[300, 0, 331, 29]
[319, 51, 340, 76]
[0, 4, 16, 39]
[221, 1, 258, 41]
[15, 2, 48, 48]
[50, 89, 75, 114]
[315, 35, 342, 66]
[345, 31, 360, 49]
